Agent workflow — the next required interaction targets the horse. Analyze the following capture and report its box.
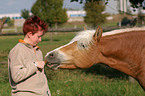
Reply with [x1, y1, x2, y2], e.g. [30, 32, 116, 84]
[45, 26, 145, 90]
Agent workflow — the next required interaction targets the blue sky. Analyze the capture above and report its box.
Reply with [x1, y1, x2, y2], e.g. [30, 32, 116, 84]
[0, 0, 84, 14]
[0, 0, 141, 15]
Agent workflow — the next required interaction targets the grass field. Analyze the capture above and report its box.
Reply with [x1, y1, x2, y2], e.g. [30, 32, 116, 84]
[0, 32, 145, 96]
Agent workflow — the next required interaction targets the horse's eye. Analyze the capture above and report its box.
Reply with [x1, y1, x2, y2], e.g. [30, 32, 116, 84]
[77, 42, 88, 50]
[81, 43, 86, 48]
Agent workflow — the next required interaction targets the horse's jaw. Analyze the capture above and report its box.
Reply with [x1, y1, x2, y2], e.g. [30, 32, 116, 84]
[46, 62, 77, 70]
[45, 49, 97, 69]
[45, 50, 75, 69]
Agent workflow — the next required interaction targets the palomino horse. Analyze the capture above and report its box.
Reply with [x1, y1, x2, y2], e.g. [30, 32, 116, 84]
[45, 26, 145, 90]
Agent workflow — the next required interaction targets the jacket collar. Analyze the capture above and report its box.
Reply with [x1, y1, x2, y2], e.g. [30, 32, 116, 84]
[19, 39, 40, 50]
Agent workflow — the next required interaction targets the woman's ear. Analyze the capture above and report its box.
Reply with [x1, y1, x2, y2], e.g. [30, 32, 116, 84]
[27, 32, 33, 38]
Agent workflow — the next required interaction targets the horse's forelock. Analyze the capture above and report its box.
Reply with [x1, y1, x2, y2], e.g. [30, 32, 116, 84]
[70, 30, 95, 46]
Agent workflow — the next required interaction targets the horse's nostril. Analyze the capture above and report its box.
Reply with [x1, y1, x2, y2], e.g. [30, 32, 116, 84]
[49, 53, 54, 58]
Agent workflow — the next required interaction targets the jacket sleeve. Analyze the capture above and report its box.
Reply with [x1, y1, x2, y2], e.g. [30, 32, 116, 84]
[8, 47, 38, 83]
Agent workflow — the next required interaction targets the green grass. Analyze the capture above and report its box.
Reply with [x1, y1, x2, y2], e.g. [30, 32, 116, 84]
[0, 83, 11, 96]
[101, 22, 118, 27]
[2, 26, 22, 33]
[0, 33, 145, 96]
[47, 69, 144, 96]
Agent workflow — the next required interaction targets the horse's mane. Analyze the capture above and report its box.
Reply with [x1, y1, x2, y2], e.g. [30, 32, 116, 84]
[46, 27, 145, 54]
[102, 27, 145, 37]
[71, 27, 145, 42]
[70, 27, 145, 49]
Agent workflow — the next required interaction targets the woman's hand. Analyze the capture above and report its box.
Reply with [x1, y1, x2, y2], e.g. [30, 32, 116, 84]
[35, 61, 45, 69]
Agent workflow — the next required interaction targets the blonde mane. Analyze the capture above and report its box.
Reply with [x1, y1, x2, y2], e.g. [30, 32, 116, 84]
[72, 27, 145, 42]
[70, 27, 145, 50]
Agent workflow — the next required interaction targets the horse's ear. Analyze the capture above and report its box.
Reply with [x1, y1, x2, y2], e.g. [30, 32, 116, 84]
[94, 26, 103, 42]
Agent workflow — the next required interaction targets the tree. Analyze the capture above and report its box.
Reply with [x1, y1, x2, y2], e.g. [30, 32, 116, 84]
[21, 9, 30, 19]
[127, 0, 144, 8]
[84, 1, 107, 28]
[0, 17, 6, 33]
[31, 0, 68, 28]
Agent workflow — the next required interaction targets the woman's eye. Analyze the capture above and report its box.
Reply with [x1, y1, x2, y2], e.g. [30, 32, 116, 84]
[38, 36, 41, 38]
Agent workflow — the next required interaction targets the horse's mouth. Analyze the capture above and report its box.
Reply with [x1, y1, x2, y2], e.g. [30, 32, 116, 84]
[46, 61, 60, 70]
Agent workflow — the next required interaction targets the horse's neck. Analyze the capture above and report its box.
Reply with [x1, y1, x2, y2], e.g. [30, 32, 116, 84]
[101, 31, 145, 55]
[98, 31, 145, 77]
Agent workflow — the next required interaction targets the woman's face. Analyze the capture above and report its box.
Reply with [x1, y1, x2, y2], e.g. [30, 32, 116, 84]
[29, 30, 44, 46]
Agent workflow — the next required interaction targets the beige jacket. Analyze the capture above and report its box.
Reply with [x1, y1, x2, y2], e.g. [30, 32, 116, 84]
[8, 40, 51, 96]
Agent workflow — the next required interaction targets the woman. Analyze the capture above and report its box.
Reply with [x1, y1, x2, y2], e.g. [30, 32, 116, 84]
[8, 16, 51, 96]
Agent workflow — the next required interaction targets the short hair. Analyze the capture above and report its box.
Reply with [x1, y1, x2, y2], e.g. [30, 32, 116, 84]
[23, 15, 48, 35]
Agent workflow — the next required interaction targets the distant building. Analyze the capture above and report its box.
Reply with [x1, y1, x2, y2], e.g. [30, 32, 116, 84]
[0, 11, 86, 27]
[105, 0, 145, 15]
[14, 19, 25, 27]
[67, 10, 86, 17]
[119, 0, 128, 13]
[105, 0, 128, 15]
[0, 13, 26, 27]
[0, 13, 23, 19]
[67, 10, 86, 22]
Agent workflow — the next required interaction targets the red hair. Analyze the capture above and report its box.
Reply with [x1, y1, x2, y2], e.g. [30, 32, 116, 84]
[23, 15, 48, 35]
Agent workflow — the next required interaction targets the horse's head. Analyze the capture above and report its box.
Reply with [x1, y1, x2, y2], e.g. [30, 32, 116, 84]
[45, 26, 103, 69]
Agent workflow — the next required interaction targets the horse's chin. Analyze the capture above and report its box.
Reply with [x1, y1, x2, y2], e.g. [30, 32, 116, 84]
[46, 60, 75, 69]
[47, 63, 60, 70]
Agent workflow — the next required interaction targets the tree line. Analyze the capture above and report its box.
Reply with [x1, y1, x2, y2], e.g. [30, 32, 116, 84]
[1, 0, 144, 28]
[21, 0, 108, 29]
